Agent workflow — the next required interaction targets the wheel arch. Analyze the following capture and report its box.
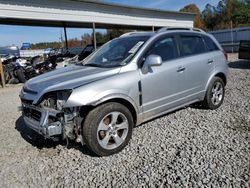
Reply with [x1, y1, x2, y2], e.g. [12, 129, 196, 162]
[214, 72, 227, 86]
[80, 96, 138, 125]
[99, 98, 137, 125]
[206, 71, 227, 92]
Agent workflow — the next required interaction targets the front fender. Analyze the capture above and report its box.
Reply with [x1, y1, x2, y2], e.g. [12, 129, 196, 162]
[89, 91, 140, 114]
[64, 70, 141, 109]
[65, 87, 140, 113]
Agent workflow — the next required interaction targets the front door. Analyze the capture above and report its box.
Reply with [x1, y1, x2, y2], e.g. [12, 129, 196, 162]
[139, 35, 186, 119]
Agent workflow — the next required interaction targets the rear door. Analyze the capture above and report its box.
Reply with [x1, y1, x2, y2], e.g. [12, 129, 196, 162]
[177, 33, 215, 100]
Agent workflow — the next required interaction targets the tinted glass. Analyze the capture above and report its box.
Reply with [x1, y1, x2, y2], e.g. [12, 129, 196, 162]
[203, 36, 219, 51]
[147, 37, 177, 61]
[180, 35, 206, 56]
[240, 41, 250, 48]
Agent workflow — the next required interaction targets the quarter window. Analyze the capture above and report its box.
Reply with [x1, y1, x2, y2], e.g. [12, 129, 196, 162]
[179, 35, 206, 56]
[147, 37, 178, 61]
[203, 36, 219, 51]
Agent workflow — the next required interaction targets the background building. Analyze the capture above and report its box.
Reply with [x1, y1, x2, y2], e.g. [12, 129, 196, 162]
[210, 27, 250, 52]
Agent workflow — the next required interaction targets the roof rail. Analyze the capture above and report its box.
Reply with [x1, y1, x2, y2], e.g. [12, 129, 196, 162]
[157, 27, 205, 33]
[120, 31, 151, 37]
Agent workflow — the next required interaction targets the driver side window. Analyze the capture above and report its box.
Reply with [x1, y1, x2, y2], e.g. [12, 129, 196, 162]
[147, 37, 178, 62]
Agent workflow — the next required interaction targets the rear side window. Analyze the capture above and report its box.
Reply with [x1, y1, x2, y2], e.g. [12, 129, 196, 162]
[147, 37, 178, 61]
[179, 35, 206, 56]
[203, 35, 219, 51]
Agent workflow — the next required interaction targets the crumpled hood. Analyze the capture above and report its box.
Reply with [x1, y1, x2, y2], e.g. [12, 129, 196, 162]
[25, 65, 121, 94]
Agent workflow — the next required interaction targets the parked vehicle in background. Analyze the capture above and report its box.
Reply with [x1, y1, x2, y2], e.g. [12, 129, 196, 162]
[0, 54, 10, 62]
[78, 43, 103, 61]
[0, 46, 20, 57]
[21, 43, 31, 50]
[44, 48, 56, 55]
[20, 27, 228, 156]
[58, 44, 104, 68]
[2, 56, 26, 84]
[238, 40, 250, 60]
[26, 55, 57, 76]
[2, 53, 59, 84]
[56, 47, 82, 57]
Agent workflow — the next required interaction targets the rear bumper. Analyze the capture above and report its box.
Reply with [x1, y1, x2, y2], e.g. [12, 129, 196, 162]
[21, 103, 63, 138]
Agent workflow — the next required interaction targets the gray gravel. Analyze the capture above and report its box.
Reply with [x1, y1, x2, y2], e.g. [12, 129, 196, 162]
[0, 55, 249, 187]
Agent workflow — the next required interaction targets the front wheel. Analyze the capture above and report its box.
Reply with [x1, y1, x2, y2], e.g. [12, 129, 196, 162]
[82, 102, 134, 156]
[202, 77, 225, 109]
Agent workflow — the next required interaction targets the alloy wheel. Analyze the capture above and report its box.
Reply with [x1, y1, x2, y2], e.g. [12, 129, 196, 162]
[211, 82, 224, 105]
[97, 112, 129, 150]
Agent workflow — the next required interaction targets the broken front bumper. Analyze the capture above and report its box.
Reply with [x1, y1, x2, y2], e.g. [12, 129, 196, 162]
[21, 103, 63, 138]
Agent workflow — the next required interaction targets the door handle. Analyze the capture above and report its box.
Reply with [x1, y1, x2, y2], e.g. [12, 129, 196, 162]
[207, 59, 214, 64]
[177, 66, 185, 72]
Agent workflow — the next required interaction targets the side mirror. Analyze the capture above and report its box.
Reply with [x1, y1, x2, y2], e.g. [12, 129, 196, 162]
[142, 55, 162, 73]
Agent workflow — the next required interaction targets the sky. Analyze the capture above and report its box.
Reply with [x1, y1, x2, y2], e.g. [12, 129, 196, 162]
[0, 0, 219, 47]
[104, 0, 219, 11]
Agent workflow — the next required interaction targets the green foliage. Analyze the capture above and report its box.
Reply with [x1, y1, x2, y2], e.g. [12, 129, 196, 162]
[106, 29, 128, 39]
[233, 0, 250, 27]
[181, 0, 250, 31]
[31, 29, 129, 49]
[180, 4, 204, 29]
[30, 29, 128, 50]
[30, 42, 62, 49]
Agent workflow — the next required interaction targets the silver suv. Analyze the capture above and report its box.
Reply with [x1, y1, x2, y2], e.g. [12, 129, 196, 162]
[20, 27, 229, 156]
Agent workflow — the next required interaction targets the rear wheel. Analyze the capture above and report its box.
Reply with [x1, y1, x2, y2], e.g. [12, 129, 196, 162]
[82, 102, 133, 156]
[202, 77, 225, 109]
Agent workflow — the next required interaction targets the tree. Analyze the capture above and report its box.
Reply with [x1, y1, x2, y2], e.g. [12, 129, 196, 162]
[106, 29, 128, 40]
[202, 3, 216, 31]
[180, 4, 204, 29]
[233, 0, 250, 27]
[95, 32, 109, 44]
[30, 42, 61, 49]
[81, 33, 92, 46]
[200, 0, 250, 31]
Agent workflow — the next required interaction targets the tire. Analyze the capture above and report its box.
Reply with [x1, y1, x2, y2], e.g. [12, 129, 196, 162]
[82, 102, 134, 156]
[7, 78, 19, 84]
[16, 69, 26, 83]
[202, 77, 225, 109]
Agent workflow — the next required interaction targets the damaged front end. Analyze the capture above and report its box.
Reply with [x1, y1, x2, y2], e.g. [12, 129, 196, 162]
[21, 90, 83, 143]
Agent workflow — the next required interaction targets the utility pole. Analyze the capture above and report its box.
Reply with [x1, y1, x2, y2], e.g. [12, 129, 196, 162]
[64, 26, 68, 51]
[59, 31, 64, 48]
[92, 22, 97, 50]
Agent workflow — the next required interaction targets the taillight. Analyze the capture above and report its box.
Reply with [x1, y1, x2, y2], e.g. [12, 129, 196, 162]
[223, 50, 228, 61]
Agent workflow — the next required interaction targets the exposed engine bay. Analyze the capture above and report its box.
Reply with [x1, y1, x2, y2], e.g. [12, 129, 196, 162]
[21, 90, 84, 144]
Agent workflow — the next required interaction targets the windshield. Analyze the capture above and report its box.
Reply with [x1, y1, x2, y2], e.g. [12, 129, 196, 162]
[83, 36, 150, 68]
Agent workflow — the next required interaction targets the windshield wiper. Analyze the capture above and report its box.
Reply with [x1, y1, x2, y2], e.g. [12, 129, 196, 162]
[84, 63, 103, 67]
[84, 63, 123, 68]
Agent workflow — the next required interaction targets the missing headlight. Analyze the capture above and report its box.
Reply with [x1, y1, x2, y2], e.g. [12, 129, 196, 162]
[41, 93, 57, 109]
[56, 90, 72, 110]
[40, 90, 72, 110]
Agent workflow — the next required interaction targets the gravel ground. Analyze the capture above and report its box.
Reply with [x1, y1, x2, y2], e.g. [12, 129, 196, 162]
[0, 55, 249, 187]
